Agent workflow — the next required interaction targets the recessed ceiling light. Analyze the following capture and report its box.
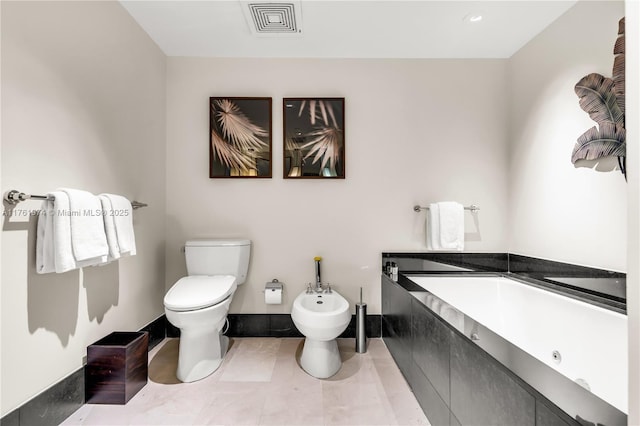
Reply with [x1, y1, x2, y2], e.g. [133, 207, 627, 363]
[463, 12, 484, 23]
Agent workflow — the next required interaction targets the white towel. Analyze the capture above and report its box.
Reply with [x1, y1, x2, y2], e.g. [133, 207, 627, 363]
[51, 191, 78, 272]
[60, 188, 109, 266]
[98, 195, 121, 261]
[36, 198, 55, 274]
[426, 203, 440, 250]
[103, 193, 136, 256]
[438, 201, 464, 251]
[426, 201, 464, 251]
[36, 191, 78, 273]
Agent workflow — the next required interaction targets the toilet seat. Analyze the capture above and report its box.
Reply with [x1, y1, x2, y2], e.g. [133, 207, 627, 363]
[164, 275, 237, 312]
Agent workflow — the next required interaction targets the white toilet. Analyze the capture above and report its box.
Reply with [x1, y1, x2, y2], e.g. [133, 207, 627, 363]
[164, 239, 250, 382]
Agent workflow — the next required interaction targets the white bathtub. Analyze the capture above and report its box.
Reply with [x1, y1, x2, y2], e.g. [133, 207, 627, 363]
[408, 275, 628, 415]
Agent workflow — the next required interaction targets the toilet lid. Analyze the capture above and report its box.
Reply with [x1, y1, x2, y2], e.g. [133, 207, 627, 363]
[164, 275, 237, 312]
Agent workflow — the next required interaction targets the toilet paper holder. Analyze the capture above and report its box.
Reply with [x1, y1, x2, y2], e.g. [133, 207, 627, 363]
[265, 279, 283, 292]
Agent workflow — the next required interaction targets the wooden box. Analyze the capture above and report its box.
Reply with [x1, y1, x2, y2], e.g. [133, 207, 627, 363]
[85, 331, 148, 404]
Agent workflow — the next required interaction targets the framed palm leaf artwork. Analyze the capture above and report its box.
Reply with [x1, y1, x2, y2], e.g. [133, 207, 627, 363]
[283, 97, 345, 179]
[210, 97, 272, 178]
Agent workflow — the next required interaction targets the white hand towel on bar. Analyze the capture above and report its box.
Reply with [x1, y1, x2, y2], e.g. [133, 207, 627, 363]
[103, 193, 136, 256]
[60, 188, 109, 266]
[98, 195, 121, 261]
[426, 201, 464, 251]
[426, 203, 440, 250]
[36, 196, 56, 274]
[36, 191, 78, 273]
[438, 201, 464, 251]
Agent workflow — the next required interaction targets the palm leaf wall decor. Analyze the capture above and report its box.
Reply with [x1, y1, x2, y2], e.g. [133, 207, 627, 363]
[214, 99, 268, 151]
[300, 126, 343, 169]
[297, 100, 342, 169]
[572, 123, 626, 163]
[211, 129, 255, 173]
[574, 73, 623, 125]
[209, 97, 272, 178]
[283, 97, 345, 178]
[573, 17, 626, 178]
[612, 18, 625, 114]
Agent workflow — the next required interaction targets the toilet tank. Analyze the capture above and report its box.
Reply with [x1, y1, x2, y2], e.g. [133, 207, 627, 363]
[185, 239, 251, 285]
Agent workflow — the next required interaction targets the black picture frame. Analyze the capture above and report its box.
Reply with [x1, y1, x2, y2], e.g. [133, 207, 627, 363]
[283, 97, 345, 179]
[209, 97, 272, 178]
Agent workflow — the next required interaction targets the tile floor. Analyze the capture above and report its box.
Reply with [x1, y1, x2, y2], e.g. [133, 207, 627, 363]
[62, 337, 430, 426]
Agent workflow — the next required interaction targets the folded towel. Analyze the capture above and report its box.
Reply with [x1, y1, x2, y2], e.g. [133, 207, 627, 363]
[438, 201, 464, 251]
[103, 193, 136, 256]
[51, 191, 79, 272]
[36, 191, 78, 273]
[426, 203, 440, 250]
[60, 188, 109, 266]
[98, 195, 121, 261]
[36, 198, 55, 274]
[426, 201, 464, 251]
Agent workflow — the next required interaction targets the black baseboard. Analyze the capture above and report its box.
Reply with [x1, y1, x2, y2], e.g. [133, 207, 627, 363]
[0, 315, 167, 426]
[0, 312, 381, 426]
[226, 314, 303, 337]
[166, 313, 382, 339]
[225, 314, 382, 338]
[0, 368, 84, 426]
[141, 315, 167, 350]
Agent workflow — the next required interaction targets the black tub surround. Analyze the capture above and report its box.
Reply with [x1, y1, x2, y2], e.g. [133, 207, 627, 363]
[381, 252, 626, 426]
[384, 253, 625, 312]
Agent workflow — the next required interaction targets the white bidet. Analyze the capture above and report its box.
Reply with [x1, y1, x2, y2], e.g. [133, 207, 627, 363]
[291, 289, 350, 378]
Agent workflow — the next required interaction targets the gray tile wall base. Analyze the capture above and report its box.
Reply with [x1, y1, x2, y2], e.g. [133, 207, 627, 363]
[2, 311, 380, 426]
[0, 315, 166, 426]
[141, 315, 167, 351]
[0, 368, 85, 426]
[167, 313, 383, 339]
[227, 314, 301, 337]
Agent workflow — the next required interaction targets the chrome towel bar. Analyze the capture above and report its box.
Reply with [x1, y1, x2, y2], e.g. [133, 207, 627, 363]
[414, 204, 480, 213]
[3, 190, 148, 209]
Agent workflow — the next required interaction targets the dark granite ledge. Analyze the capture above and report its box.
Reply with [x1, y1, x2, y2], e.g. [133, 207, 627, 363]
[382, 252, 508, 273]
[504, 273, 626, 314]
[383, 252, 626, 312]
[508, 254, 625, 277]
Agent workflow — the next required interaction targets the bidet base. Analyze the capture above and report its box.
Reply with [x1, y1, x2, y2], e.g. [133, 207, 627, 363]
[299, 338, 342, 379]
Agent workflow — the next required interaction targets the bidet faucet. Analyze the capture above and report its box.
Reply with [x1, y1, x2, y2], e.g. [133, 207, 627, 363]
[314, 256, 323, 292]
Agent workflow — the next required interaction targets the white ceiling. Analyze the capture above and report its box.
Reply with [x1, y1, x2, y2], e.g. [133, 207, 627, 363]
[119, 0, 578, 58]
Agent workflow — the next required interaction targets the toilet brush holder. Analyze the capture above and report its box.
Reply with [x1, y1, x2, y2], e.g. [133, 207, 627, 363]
[355, 287, 367, 353]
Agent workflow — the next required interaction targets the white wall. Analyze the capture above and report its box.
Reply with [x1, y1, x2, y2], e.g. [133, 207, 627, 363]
[625, 0, 640, 422]
[508, 1, 626, 272]
[166, 58, 510, 314]
[1, 0, 633, 418]
[0, 1, 167, 415]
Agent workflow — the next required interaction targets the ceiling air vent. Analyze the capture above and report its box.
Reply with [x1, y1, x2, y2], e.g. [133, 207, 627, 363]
[242, 1, 303, 36]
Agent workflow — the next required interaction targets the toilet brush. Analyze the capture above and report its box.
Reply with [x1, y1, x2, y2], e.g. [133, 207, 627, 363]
[355, 287, 367, 353]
